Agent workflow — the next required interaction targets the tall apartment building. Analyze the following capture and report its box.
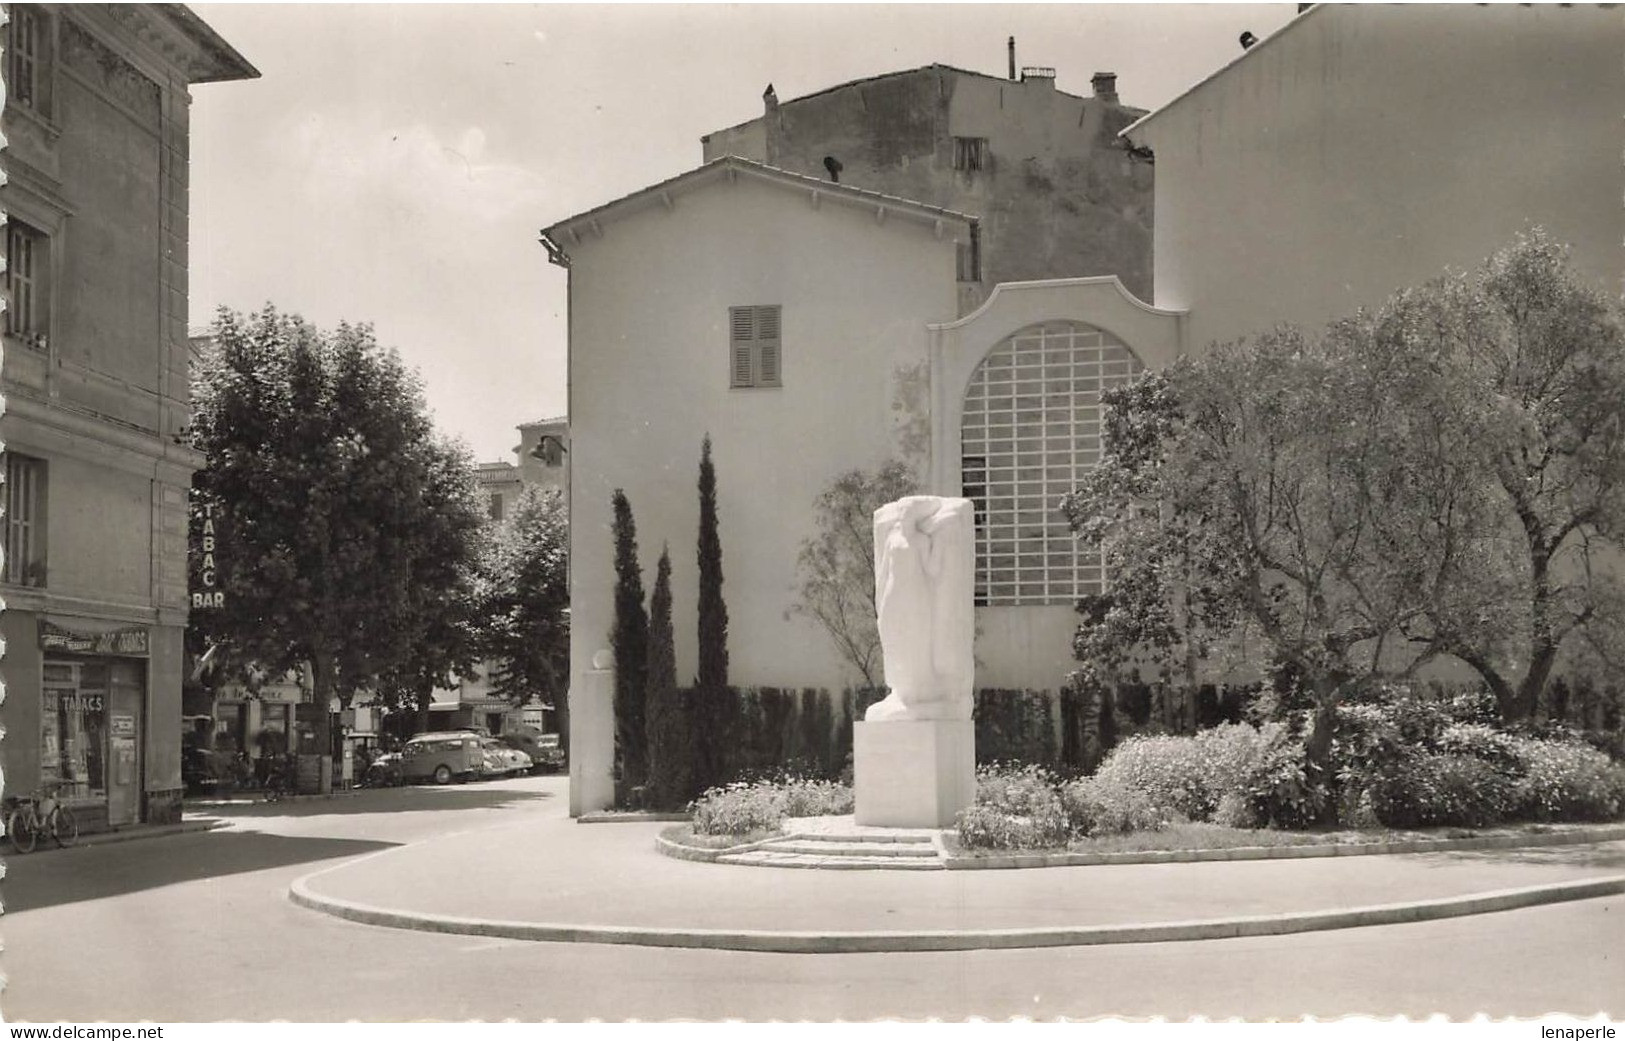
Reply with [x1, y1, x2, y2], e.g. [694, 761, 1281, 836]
[2, 4, 257, 831]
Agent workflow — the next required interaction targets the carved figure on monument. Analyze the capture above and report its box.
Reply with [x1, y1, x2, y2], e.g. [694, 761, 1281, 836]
[865, 495, 975, 722]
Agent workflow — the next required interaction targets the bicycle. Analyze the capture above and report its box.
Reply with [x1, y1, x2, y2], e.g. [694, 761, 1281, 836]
[262, 754, 294, 802]
[6, 784, 79, 853]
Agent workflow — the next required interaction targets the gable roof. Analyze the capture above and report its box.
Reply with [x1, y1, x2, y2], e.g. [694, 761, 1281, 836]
[540, 154, 977, 255]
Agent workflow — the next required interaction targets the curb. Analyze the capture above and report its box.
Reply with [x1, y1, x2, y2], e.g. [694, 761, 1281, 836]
[3, 818, 225, 855]
[578, 811, 690, 824]
[288, 871, 1625, 954]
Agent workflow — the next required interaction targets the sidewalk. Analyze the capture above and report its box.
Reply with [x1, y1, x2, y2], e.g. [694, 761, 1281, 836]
[290, 811, 1625, 952]
[3, 817, 223, 855]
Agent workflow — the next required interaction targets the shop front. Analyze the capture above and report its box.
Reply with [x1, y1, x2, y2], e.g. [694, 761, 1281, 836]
[37, 623, 151, 833]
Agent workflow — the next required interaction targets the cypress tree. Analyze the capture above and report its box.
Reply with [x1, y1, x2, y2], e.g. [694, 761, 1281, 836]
[644, 547, 692, 809]
[695, 435, 731, 788]
[610, 490, 649, 793]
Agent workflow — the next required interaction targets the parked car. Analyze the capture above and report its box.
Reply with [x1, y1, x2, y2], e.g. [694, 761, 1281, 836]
[477, 738, 533, 779]
[363, 752, 403, 788]
[500, 726, 565, 773]
[182, 745, 223, 795]
[401, 732, 485, 784]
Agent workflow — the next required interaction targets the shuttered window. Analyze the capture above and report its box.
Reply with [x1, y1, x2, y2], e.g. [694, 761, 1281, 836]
[5, 220, 46, 342]
[728, 304, 782, 388]
[4, 452, 47, 587]
[7, 7, 41, 111]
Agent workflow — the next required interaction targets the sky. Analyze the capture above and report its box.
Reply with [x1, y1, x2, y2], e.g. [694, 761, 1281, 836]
[187, 3, 1299, 464]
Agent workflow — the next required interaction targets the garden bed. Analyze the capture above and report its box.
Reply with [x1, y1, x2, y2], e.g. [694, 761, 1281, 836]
[940, 819, 1625, 860]
[660, 823, 784, 851]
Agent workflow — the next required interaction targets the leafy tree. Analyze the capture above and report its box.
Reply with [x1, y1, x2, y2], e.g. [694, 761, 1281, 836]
[189, 306, 485, 776]
[643, 547, 692, 808]
[1063, 231, 1625, 792]
[694, 435, 732, 788]
[794, 461, 917, 688]
[610, 489, 649, 789]
[478, 485, 570, 734]
[1397, 233, 1625, 717]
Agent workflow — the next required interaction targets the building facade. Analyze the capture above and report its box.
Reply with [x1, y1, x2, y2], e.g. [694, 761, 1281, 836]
[701, 58, 1155, 307]
[544, 156, 1183, 730]
[516, 415, 569, 497]
[2, 4, 256, 830]
[1125, 3, 1623, 348]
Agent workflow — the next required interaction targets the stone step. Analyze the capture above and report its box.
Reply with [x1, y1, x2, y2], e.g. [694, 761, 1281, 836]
[783, 829, 937, 845]
[768, 839, 940, 858]
[717, 850, 945, 871]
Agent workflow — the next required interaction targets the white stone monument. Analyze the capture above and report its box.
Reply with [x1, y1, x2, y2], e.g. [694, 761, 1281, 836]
[853, 496, 977, 827]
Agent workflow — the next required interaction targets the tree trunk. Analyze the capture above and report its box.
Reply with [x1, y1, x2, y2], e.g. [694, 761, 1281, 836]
[309, 650, 335, 794]
[1303, 675, 1344, 826]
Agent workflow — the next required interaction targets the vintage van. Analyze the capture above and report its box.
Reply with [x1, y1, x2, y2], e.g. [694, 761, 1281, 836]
[401, 731, 485, 784]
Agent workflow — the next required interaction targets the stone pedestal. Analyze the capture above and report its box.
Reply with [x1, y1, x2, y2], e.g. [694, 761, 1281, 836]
[568, 650, 616, 817]
[853, 719, 975, 828]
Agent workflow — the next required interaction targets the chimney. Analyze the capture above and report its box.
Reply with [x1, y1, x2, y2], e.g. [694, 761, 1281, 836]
[1007, 36, 1016, 81]
[1091, 71, 1118, 104]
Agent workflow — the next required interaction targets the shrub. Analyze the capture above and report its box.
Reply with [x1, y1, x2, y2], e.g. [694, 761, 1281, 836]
[1090, 722, 1279, 821]
[1060, 776, 1171, 837]
[956, 801, 1071, 849]
[688, 775, 855, 835]
[690, 781, 786, 836]
[1239, 733, 1330, 830]
[777, 776, 854, 818]
[1509, 738, 1625, 822]
[1212, 790, 1260, 830]
[1437, 722, 1523, 774]
[1366, 754, 1515, 829]
[973, 762, 1060, 816]
[956, 762, 1071, 849]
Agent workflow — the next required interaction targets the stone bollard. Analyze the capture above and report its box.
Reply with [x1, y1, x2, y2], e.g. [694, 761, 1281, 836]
[568, 649, 617, 817]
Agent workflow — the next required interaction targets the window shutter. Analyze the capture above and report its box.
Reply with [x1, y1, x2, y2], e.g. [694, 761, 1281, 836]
[729, 306, 755, 387]
[755, 305, 781, 386]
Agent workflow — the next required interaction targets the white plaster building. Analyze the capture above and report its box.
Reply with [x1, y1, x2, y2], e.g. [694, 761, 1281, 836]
[543, 156, 1184, 715]
[1125, 3, 1622, 347]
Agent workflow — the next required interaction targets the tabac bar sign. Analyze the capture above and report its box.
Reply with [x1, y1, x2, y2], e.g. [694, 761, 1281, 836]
[40, 621, 150, 656]
[194, 503, 225, 610]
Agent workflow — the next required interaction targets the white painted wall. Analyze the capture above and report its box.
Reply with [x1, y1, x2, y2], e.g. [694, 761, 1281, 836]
[1135, 4, 1623, 350]
[566, 174, 964, 702]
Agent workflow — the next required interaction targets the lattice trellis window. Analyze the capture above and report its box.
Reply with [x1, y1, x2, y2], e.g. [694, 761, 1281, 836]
[960, 321, 1144, 606]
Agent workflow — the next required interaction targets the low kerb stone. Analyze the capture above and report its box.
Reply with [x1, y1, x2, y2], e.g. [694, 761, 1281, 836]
[853, 718, 974, 828]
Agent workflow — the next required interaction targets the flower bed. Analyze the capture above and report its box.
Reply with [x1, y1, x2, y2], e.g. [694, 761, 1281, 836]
[688, 775, 855, 837]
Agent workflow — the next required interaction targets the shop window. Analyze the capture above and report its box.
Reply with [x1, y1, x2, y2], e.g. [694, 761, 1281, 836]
[42, 662, 108, 801]
[4, 452, 48, 587]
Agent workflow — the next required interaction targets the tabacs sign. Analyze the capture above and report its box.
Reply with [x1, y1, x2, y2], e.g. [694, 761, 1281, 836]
[40, 621, 150, 657]
[193, 502, 225, 610]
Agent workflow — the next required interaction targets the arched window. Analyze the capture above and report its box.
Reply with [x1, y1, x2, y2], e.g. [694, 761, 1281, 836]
[960, 321, 1144, 606]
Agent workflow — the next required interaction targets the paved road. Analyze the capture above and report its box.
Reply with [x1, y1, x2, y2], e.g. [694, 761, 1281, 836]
[3, 775, 1620, 1021]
